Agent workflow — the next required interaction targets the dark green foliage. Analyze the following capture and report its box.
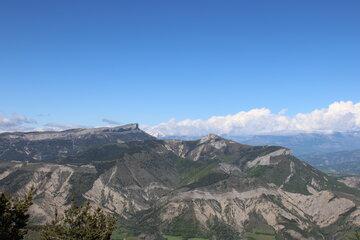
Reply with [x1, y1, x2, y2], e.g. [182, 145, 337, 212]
[176, 158, 218, 183]
[125, 207, 162, 236]
[208, 217, 241, 240]
[247, 165, 268, 178]
[282, 175, 311, 195]
[68, 172, 99, 205]
[176, 157, 230, 189]
[187, 172, 229, 189]
[348, 230, 360, 240]
[0, 189, 33, 240]
[40, 202, 115, 240]
[165, 213, 204, 238]
[113, 206, 166, 239]
[0, 170, 34, 193]
[63, 143, 129, 164]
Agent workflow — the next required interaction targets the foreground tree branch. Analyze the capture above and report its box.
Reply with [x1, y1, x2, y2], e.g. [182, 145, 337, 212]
[0, 189, 33, 240]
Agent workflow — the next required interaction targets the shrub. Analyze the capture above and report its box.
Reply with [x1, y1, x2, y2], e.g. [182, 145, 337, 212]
[40, 202, 115, 240]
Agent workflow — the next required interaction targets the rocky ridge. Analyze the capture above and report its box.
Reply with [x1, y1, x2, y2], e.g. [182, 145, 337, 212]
[0, 125, 360, 239]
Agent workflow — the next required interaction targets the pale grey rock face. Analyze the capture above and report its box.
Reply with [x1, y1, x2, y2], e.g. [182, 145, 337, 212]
[3, 163, 79, 223]
[161, 186, 356, 233]
[247, 148, 292, 168]
[339, 176, 360, 189]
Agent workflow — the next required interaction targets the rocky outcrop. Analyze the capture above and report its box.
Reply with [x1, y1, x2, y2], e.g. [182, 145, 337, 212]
[339, 176, 360, 189]
[247, 148, 292, 168]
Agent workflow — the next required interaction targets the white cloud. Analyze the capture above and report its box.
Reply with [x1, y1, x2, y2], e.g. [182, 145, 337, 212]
[0, 114, 36, 132]
[145, 101, 360, 137]
[2, 101, 360, 136]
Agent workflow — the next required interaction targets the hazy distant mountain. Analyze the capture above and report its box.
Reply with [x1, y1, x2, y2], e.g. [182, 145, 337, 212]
[300, 149, 360, 175]
[232, 132, 360, 155]
[1, 125, 360, 239]
[160, 131, 360, 155]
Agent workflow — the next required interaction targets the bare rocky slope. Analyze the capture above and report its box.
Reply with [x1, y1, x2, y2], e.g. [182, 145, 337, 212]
[1, 124, 360, 239]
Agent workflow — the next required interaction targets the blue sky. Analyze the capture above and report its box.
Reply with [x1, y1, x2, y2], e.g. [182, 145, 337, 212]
[1, 0, 360, 130]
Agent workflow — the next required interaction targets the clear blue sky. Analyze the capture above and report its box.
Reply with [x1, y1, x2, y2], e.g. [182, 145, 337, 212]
[1, 0, 359, 126]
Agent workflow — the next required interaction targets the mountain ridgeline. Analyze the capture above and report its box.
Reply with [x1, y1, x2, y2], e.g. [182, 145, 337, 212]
[300, 149, 360, 175]
[0, 124, 360, 239]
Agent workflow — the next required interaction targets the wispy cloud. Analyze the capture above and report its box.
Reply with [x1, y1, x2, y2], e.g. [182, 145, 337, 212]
[0, 114, 37, 132]
[102, 118, 121, 125]
[145, 101, 360, 137]
[38, 123, 86, 131]
[0, 114, 85, 133]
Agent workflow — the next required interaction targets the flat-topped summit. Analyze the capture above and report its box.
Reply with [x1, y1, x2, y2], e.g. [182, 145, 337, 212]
[0, 123, 155, 162]
[0, 123, 142, 140]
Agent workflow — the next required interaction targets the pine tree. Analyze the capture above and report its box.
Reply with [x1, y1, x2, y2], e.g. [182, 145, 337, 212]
[0, 189, 33, 240]
[41, 202, 116, 240]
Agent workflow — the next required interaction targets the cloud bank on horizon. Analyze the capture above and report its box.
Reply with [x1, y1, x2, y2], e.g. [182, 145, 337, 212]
[145, 101, 360, 137]
[1, 101, 360, 136]
[0, 114, 36, 132]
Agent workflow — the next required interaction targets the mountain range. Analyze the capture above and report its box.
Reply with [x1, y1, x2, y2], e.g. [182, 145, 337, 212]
[159, 132, 360, 176]
[158, 131, 360, 155]
[300, 149, 360, 175]
[1, 124, 360, 239]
